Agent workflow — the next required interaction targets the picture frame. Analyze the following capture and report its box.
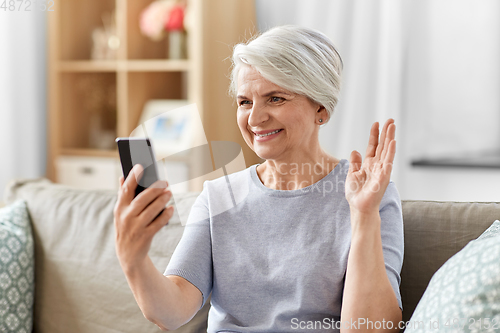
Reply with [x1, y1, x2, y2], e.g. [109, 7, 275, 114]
[131, 99, 195, 158]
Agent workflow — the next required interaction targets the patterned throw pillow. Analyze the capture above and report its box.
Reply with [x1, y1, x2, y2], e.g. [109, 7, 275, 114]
[405, 220, 500, 333]
[0, 200, 34, 333]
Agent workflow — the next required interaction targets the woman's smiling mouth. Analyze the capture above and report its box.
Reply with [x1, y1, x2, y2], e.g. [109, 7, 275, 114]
[253, 129, 284, 141]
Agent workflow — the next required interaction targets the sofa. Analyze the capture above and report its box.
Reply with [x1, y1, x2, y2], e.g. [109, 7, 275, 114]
[3, 178, 500, 332]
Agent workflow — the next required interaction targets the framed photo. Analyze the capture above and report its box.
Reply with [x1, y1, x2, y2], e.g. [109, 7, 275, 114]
[131, 99, 196, 157]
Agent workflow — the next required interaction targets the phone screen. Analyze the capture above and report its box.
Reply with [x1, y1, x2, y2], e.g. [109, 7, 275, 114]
[116, 138, 159, 197]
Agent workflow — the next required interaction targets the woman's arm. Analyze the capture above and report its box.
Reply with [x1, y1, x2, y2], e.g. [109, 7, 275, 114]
[341, 211, 401, 332]
[114, 165, 202, 330]
[122, 256, 202, 330]
[341, 119, 402, 332]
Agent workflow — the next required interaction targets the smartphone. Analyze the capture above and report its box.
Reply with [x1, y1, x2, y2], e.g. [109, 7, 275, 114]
[115, 137, 161, 197]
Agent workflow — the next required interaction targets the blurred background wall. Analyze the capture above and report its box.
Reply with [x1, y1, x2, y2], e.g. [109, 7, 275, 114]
[256, 0, 500, 201]
[0, 9, 47, 195]
[1, 0, 500, 201]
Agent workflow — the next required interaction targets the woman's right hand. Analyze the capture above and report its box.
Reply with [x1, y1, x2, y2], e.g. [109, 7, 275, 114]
[114, 164, 175, 273]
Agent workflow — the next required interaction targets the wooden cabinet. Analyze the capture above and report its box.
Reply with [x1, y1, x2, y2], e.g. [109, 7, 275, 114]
[56, 156, 122, 190]
[47, 0, 261, 191]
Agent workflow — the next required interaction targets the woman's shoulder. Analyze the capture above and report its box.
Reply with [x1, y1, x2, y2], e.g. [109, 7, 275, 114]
[203, 164, 254, 190]
[199, 165, 254, 212]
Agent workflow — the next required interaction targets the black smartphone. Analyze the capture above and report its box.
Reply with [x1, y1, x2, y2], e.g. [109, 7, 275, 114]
[115, 137, 161, 197]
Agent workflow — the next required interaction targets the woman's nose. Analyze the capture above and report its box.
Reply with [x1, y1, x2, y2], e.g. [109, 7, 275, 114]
[247, 104, 269, 127]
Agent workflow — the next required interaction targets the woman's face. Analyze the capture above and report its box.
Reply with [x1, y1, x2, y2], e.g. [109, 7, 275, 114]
[236, 65, 324, 162]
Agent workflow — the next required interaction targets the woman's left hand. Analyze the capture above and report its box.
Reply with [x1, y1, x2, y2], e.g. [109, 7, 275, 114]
[345, 119, 396, 216]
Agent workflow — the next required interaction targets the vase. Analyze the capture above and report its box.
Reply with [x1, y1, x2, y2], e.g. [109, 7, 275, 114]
[168, 30, 186, 59]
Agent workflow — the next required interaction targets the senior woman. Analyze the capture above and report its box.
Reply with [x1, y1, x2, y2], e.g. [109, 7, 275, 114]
[114, 25, 403, 332]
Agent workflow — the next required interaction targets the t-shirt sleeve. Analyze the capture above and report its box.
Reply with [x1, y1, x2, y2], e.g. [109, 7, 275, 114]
[164, 182, 213, 309]
[379, 181, 404, 311]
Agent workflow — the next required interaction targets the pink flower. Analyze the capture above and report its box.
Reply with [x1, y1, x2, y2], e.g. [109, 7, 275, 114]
[139, 0, 175, 41]
[165, 5, 184, 31]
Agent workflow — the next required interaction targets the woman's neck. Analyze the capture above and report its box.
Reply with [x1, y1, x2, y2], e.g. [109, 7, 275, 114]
[256, 150, 340, 190]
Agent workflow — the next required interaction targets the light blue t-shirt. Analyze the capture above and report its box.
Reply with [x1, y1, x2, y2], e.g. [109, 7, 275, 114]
[164, 159, 404, 332]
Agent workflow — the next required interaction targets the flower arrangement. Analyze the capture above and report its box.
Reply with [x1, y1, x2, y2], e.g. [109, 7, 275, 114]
[139, 0, 186, 41]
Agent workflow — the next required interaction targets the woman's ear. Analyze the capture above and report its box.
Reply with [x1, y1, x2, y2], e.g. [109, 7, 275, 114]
[316, 105, 329, 124]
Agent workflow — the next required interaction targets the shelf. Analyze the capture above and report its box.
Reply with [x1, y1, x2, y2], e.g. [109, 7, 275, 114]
[60, 72, 117, 150]
[58, 61, 117, 72]
[60, 0, 115, 60]
[126, 60, 191, 72]
[127, 0, 180, 60]
[47, 0, 261, 192]
[411, 150, 500, 169]
[156, 153, 192, 163]
[61, 148, 119, 158]
[58, 60, 191, 72]
[126, 72, 187, 135]
[60, 148, 191, 164]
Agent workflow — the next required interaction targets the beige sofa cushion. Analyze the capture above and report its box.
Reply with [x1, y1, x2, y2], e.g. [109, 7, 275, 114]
[400, 200, 500, 322]
[3, 178, 210, 333]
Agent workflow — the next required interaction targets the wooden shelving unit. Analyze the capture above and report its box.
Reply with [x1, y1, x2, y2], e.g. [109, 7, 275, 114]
[47, 0, 261, 191]
[58, 60, 191, 72]
[60, 148, 119, 158]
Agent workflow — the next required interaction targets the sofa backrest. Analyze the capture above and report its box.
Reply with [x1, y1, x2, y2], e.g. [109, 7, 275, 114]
[400, 200, 500, 322]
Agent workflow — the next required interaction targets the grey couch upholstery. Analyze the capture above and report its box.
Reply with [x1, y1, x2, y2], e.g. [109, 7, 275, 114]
[400, 200, 500, 322]
[4, 178, 500, 331]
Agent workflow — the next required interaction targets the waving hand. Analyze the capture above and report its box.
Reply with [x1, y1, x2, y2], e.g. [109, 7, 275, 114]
[345, 119, 396, 215]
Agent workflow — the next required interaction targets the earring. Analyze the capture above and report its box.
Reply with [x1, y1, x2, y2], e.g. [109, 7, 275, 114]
[319, 119, 323, 123]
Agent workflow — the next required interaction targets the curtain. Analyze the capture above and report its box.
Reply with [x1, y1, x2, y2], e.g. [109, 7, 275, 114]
[254, 0, 500, 201]
[0, 10, 47, 197]
[399, 0, 500, 201]
[255, 0, 405, 183]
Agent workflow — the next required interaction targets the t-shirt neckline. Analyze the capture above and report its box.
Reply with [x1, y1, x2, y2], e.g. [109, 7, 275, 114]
[250, 159, 347, 197]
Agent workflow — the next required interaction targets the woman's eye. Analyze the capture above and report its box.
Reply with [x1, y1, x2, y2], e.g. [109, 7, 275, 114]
[271, 97, 284, 103]
[239, 100, 251, 106]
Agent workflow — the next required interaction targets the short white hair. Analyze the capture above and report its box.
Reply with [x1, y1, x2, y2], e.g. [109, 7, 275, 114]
[230, 25, 343, 120]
